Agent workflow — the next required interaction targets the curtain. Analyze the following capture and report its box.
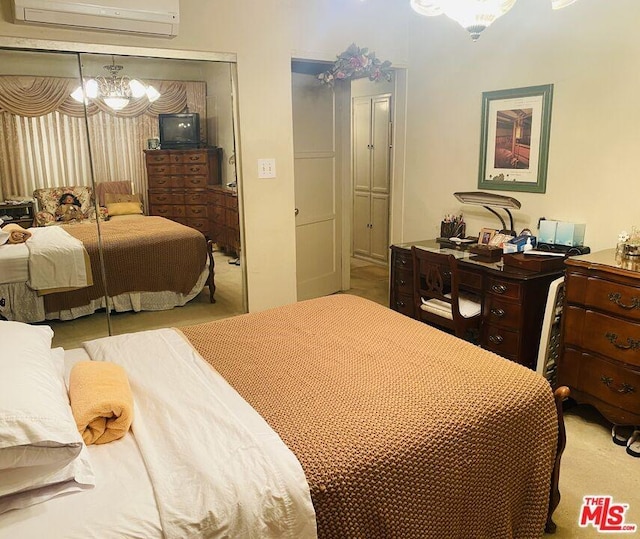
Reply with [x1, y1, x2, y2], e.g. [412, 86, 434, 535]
[0, 76, 206, 205]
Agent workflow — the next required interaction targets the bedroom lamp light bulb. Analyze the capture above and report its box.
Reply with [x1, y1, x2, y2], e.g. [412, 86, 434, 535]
[102, 96, 129, 111]
[129, 79, 147, 98]
[146, 85, 161, 102]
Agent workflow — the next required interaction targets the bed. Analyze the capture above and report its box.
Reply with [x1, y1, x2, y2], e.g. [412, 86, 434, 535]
[0, 295, 567, 538]
[0, 215, 214, 323]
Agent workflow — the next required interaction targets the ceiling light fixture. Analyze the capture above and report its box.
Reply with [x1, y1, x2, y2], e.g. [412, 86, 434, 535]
[71, 57, 161, 112]
[410, 0, 581, 41]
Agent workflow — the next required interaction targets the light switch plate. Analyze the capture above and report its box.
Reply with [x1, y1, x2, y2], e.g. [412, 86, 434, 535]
[258, 158, 276, 179]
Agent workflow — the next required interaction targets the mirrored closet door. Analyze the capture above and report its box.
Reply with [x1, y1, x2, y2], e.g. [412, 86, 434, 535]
[0, 48, 108, 347]
[76, 52, 246, 341]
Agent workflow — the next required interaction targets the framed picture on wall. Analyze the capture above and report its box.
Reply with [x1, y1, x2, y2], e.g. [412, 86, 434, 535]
[478, 84, 553, 194]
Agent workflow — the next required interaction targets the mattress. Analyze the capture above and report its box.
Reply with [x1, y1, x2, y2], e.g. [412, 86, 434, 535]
[0, 242, 29, 284]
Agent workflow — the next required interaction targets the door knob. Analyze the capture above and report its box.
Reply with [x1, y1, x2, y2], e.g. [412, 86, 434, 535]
[294, 208, 299, 216]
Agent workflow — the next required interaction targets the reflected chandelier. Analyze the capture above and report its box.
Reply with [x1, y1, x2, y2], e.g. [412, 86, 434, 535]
[410, 0, 580, 41]
[71, 57, 161, 111]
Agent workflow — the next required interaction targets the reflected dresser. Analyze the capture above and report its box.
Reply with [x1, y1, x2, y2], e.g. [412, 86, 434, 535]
[560, 249, 640, 425]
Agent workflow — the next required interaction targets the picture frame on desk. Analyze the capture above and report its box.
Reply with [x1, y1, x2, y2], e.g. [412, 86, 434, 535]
[479, 228, 496, 245]
[478, 84, 553, 194]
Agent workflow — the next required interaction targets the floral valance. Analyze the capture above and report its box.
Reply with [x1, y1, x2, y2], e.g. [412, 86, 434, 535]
[318, 44, 393, 86]
[0, 76, 205, 119]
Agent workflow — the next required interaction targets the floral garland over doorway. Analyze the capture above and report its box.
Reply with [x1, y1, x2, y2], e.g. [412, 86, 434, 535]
[318, 44, 393, 86]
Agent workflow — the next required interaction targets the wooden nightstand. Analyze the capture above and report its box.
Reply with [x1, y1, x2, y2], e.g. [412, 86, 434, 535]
[0, 201, 34, 228]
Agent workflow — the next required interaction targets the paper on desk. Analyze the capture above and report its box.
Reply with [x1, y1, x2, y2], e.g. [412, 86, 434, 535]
[522, 249, 566, 257]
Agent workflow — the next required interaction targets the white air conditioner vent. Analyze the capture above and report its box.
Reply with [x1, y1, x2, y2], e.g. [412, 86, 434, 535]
[12, 0, 180, 37]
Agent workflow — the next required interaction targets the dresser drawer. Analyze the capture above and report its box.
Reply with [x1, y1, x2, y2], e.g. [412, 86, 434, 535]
[148, 191, 173, 205]
[148, 176, 171, 188]
[184, 176, 208, 188]
[482, 324, 520, 359]
[187, 218, 209, 234]
[393, 267, 413, 296]
[485, 277, 523, 301]
[564, 306, 640, 368]
[180, 151, 209, 164]
[561, 347, 640, 416]
[483, 295, 522, 330]
[147, 164, 172, 176]
[170, 176, 185, 188]
[584, 277, 640, 321]
[173, 205, 186, 218]
[145, 152, 171, 165]
[175, 163, 209, 176]
[211, 204, 224, 222]
[149, 204, 173, 218]
[186, 205, 207, 218]
[185, 192, 208, 205]
[224, 194, 238, 209]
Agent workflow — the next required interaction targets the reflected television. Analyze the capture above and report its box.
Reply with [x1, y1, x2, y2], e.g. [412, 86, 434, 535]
[158, 113, 201, 149]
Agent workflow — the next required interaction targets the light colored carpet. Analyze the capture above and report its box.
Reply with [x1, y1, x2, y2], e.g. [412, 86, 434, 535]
[48, 255, 640, 536]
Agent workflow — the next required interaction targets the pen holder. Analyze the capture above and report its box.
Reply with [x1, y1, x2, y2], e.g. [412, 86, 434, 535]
[440, 221, 465, 239]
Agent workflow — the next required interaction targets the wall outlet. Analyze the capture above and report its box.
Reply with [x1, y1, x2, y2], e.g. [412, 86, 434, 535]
[258, 158, 276, 179]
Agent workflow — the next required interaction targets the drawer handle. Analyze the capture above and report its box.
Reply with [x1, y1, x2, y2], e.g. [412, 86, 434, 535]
[152, 156, 164, 162]
[608, 292, 640, 310]
[189, 156, 201, 161]
[600, 376, 636, 394]
[605, 332, 640, 351]
[490, 308, 505, 318]
[397, 279, 406, 286]
[488, 334, 504, 345]
[396, 300, 406, 308]
[491, 284, 507, 294]
[192, 209, 203, 214]
[400, 258, 407, 266]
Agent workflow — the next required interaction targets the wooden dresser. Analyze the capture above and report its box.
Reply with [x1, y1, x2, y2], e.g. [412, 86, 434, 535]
[560, 249, 640, 425]
[390, 240, 563, 369]
[209, 186, 240, 256]
[145, 147, 221, 237]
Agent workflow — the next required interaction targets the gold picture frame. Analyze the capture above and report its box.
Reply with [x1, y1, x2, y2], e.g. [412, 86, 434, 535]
[479, 228, 496, 245]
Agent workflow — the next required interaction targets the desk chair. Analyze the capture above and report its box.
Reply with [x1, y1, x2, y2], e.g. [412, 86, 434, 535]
[411, 246, 482, 341]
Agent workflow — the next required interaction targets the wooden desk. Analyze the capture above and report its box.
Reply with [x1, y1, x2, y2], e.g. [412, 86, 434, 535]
[390, 239, 564, 369]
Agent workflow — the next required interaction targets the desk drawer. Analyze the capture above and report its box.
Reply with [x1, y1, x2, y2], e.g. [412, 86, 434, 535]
[459, 269, 482, 292]
[392, 293, 413, 317]
[483, 295, 522, 330]
[393, 267, 413, 296]
[561, 347, 640, 415]
[393, 250, 412, 269]
[486, 277, 523, 301]
[482, 324, 520, 359]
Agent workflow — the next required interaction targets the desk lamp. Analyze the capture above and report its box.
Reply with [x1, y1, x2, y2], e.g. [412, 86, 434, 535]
[453, 191, 521, 236]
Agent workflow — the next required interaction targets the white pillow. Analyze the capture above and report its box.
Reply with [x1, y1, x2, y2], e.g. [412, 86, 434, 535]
[0, 321, 85, 486]
[0, 443, 94, 514]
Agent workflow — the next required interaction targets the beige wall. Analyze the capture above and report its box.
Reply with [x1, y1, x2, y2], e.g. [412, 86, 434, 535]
[403, 0, 637, 251]
[0, 0, 408, 312]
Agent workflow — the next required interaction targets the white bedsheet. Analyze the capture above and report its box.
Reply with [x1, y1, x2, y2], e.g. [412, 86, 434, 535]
[0, 243, 29, 284]
[84, 328, 317, 539]
[26, 227, 88, 290]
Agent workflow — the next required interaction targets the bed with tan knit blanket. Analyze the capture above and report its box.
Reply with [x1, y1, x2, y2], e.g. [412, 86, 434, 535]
[0, 216, 213, 322]
[0, 294, 567, 538]
[179, 294, 566, 539]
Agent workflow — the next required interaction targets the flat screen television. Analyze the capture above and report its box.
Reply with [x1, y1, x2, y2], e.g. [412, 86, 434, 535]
[158, 113, 201, 149]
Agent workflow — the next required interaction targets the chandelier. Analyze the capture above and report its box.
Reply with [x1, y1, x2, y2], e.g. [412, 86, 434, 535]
[410, 0, 580, 41]
[71, 57, 161, 111]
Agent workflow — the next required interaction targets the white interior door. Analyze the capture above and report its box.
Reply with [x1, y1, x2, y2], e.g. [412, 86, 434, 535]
[292, 71, 341, 301]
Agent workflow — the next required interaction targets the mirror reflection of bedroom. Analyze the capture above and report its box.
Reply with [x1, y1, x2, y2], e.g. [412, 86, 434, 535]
[0, 48, 246, 349]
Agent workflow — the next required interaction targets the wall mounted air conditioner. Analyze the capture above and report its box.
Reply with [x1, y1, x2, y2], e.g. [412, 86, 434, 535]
[12, 0, 180, 37]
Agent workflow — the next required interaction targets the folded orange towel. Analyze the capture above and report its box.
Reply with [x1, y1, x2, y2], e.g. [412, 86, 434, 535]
[69, 361, 134, 445]
[2, 223, 32, 244]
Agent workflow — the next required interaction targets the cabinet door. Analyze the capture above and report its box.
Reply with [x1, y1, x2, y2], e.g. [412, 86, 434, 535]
[370, 193, 389, 262]
[371, 95, 391, 194]
[353, 191, 371, 257]
[353, 97, 372, 192]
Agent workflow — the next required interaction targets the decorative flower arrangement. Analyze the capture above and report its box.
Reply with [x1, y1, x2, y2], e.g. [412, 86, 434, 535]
[318, 43, 393, 86]
[617, 227, 640, 258]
